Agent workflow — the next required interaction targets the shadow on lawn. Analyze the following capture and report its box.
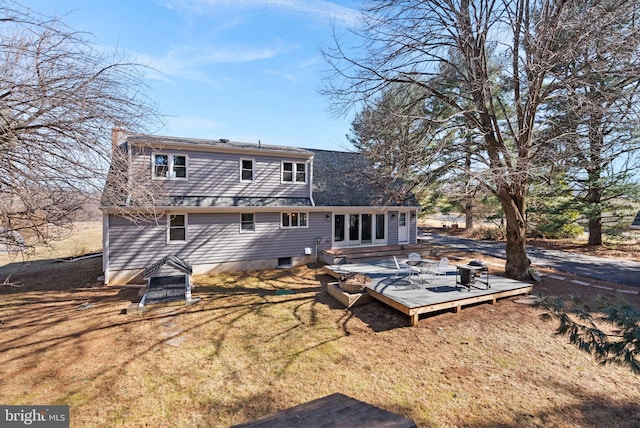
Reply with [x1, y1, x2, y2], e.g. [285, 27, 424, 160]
[0, 256, 104, 293]
[2, 273, 348, 423]
[3, 261, 639, 427]
[207, 376, 640, 428]
[461, 382, 640, 428]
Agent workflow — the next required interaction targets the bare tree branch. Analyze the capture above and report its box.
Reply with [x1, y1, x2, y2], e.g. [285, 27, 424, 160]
[322, 0, 640, 278]
[0, 1, 162, 253]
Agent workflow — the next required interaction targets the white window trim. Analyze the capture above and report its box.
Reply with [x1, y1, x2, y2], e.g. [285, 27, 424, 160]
[280, 212, 309, 229]
[167, 213, 188, 243]
[281, 161, 307, 184]
[240, 158, 255, 182]
[152, 152, 189, 180]
[240, 212, 256, 233]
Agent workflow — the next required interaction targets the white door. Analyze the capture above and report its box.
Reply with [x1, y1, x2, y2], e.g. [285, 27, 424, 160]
[398, 211, 409, 243]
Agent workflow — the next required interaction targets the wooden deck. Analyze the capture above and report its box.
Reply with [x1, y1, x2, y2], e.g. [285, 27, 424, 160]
[324, 259, 533, 326]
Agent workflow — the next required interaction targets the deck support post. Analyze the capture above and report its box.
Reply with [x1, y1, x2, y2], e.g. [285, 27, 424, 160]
[411, 314, 419, 326]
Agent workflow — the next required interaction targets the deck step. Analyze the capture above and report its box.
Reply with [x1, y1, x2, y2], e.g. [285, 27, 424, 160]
[323, 244, 432, 264]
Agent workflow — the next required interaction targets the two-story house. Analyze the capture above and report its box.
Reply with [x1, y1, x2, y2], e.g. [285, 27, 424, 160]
[101, 131, 420, 284]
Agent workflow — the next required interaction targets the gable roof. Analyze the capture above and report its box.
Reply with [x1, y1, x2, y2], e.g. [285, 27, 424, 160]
[124, 133, 313, 158]
[143, 255, 193, 278]
[309, 149, 419, 207]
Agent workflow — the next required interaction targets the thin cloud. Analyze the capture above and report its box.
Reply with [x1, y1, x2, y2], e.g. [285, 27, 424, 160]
[138, 43, 294, 84]
[264, 69, 297, 82]
[168, 0, 361, 26]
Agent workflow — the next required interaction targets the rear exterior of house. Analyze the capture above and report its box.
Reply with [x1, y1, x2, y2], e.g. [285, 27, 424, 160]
[101, 132, 419, 284]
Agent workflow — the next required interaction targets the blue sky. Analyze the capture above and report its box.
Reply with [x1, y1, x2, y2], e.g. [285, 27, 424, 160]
[27, 0, 362, 151]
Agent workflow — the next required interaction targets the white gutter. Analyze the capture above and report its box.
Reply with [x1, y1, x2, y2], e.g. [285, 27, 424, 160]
[309, 156, 316, 207]
[102, 212, 109, 284]
[126, 138, 132, 207]
[101, 205, 419, 215]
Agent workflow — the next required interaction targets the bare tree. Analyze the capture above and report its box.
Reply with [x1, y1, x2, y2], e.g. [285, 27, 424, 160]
[0, 1, 161, 253]
[322, 0, 637, 279]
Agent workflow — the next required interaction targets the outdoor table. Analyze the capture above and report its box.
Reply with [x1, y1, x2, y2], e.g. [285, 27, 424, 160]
[406, 259, 437, 285]
[455, 264, 490, 291]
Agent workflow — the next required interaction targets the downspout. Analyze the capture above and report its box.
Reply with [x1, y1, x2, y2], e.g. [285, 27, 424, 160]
[102, 211, 109, 285]
[126, 140, 133, 207]
[309, 156, 315, 207]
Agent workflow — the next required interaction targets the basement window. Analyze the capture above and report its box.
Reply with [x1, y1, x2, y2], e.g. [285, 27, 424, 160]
[277, 257, 292, 268]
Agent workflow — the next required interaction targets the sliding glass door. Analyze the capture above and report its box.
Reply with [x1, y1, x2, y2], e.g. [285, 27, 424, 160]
[333, 212, 387, 247]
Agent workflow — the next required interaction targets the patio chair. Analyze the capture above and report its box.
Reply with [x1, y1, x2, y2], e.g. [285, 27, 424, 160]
[393, 255, 418, 281]
[435, 257, 449, 276]
[406, 253, 422, 279]
[420, 262, 437, 290]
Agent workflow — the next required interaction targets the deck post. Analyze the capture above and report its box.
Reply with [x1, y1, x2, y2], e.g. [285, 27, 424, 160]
[411, 314, 419, 326]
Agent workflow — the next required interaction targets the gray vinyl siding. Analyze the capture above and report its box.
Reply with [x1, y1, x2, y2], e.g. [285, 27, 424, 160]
[108, 215, 167, 271]
[108, 212, 331, 271]
[388, 211, 398, 245]
[385, 210, 418, 245]
[133, 147, 310, 199]
[410, 212, 417, 244]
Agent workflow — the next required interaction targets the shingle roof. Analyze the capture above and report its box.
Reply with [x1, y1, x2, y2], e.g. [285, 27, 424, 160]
[163, 196, 312, 208]
[632, 211, 640, 228]
[143, 255, 192, 278]
[309, 149, 419, 207]
[125, 134, 313, 156]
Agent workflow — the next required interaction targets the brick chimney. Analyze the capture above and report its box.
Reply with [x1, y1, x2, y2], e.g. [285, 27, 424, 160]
[111, 127, 126, 153]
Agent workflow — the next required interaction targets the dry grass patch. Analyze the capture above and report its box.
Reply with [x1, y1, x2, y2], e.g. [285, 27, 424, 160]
[1, 256, 639, 427]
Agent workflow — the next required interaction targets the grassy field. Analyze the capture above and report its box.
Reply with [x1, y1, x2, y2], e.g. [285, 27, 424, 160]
[1, 223, 639, 427]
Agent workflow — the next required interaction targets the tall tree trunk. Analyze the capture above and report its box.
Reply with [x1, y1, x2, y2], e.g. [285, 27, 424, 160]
[586, 121, 604, 246]
[588, 216, 602, 246]
[587, 182, 603, 246]
[465, 199, 474, 230]
[464, 143, 474, 231]
[499, 187, 530, 279]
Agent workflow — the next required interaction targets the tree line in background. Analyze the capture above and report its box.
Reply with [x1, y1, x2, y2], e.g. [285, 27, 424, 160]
[324, 0, 640, 279]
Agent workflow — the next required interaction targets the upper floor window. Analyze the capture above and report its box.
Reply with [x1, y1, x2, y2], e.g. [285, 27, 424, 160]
[240, 213, 255, 232]
[168, 214, 187, 242]
[281, 212, 308, 228]
[240, 159, 254, 181]
[154, 153, 187, 179]
[282, 161, 306, 183]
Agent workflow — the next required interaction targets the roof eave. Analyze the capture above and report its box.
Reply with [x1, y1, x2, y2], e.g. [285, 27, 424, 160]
[126, 136, 314, 159]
